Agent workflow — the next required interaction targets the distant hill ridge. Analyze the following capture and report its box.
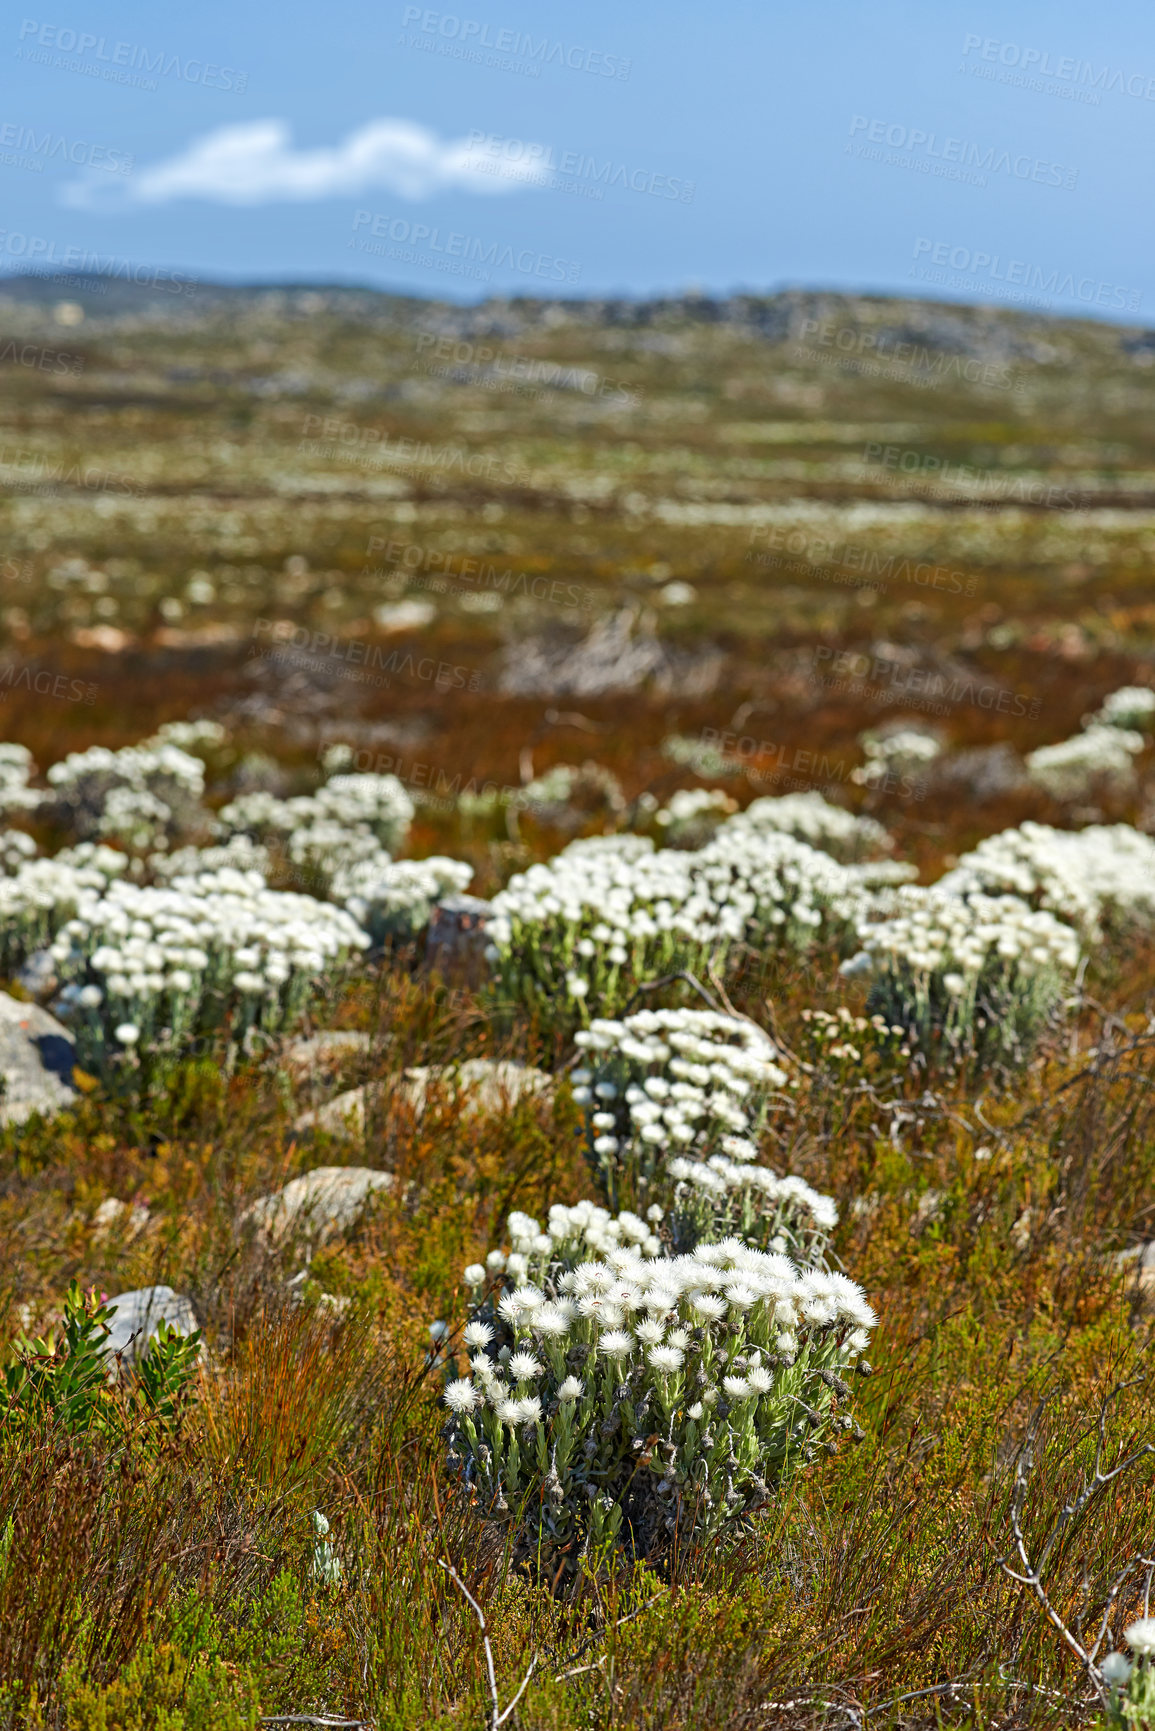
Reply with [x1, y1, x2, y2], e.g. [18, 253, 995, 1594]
[0, 272, 1149, 361]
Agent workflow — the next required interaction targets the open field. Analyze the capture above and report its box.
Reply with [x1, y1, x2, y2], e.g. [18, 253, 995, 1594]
[0, 278, 1153, 1729]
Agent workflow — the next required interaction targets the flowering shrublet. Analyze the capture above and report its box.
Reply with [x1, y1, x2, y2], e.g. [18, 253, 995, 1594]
[487, 840, 720, 1025]
[0, 829, 39, 875]
[664, 1148, 838, 1259]
[45, 742, 209, 848]
[718, 792, 893, 863]
[149, 719, 228, 758]
[332, 853, 473, 942]
[799, 1005, 910, 1073]
[218, 771, 414, 877]
[520, 761, 626, 828]
[46, 867, 369, 1079]
[0, 745, 42, 815]
[1025, 726, 1145, 803]
[653, 788, 737, 848]
[1086, 685, 1155, 733]
[844, 888, 1080, 1072]
[444, 1204, 876, 1569]
[938, 821, 1155, 941]
[148, 836, 274, 882]
[851, 728, 942, 789]
[487, 830, 861, 1026]
[0, 845, 129, 971]
[572, 1009, 788, 1206]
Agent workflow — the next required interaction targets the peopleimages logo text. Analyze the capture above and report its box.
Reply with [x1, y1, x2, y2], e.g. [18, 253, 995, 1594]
[848, 117, 1078, 188]
[351, 211, 580, 282]
[961, 35, 1155, 100]
[400, 9, 631, 78]
[912, 240, 1141, 312]
[16, 19, 247, 88]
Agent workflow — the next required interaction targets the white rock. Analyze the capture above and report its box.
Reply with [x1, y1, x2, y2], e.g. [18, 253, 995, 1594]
[293, 1083, 381, 1140]
[279, 1030, 374, 1078]
[104, 1285, 198, 1368]
[292, 1059, 551, 1141]
[401, 1058, 551, 1117]
[244, 1165, 394, 1245]
[92, 1197, 150, 1240]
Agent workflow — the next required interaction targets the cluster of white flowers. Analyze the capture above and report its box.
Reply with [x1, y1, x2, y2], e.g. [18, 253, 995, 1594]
[47, 867, 369, 1078]
[0, 829, 38, 875]
[148, 719, 228, 757]
[488, 830, 860, 1025]
[939, 821, 1155, 940]
[571, 1009, 789, 1205]
[332, 853, 474, 942]
[653, 788, 737, 847]
[1026, 724, 1145, 803]
[0, 845, 129, 972]
[844, 887, 1080, 1071]
[718, 792, 893, 863]
[487, 840, 719, 1023]
[1086, 685, 1155, 733]
[0, 744, 42, 815]
[45, 742, 208, 849]
[217, 772, 415, 886]
[444, 1201, 875, 1567]
[665, 1150, 838, 1259]
[521, 761, 626, 822]
[851, 729, 942, 789]
[799, 1006, 909, 1069]
[688, 825, 862, 948]
[148, 836, 274, 882]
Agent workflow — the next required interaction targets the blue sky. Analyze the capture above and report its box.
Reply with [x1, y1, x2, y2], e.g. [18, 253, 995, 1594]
[2, 0, 1151, 318]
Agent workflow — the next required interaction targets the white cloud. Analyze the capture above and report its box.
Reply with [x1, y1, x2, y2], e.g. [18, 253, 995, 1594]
[61, 118, 550, 209]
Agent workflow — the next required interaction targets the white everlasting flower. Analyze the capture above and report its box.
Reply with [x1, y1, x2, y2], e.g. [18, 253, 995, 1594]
[444, 1379, 480, 1414]
[557, 1375, 584, 1402]
[532, 1304, 571, 1338]
[509, 1351, 544, 1382]
[1124, 1617, 1155, 1657]
[115, 1023, 140, 1045]
[1100, 1652, 1132, 1688]
[723, 1374, 752, 1399]
[598, 1330, 634, 1360]
[648, 1344, 684, 1372]
[463, 1264, 486, 1288]
[463, 1320, 494, 1349]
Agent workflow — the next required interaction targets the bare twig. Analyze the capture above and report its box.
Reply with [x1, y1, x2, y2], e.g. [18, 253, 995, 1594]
[439, 1559, 538, 1729]
[259, 1719, 371, 1728]
[620, 971, 724, 1017]
[998, 1381, 1155, 1708]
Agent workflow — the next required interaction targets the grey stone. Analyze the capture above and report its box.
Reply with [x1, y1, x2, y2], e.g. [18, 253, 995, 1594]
[425, 894, 496, 985]
[0, 991, 78, 1125]
[104, 1285, 199, 1368]
[244, 1164, 394, 1245]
